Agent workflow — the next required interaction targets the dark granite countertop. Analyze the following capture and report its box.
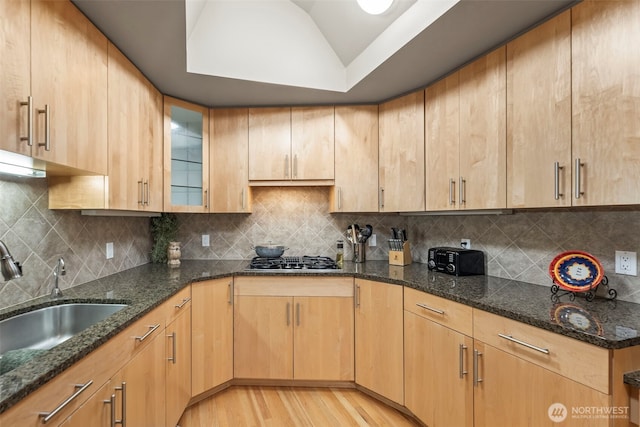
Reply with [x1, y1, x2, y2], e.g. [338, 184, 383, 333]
[3, 259, 640, 412]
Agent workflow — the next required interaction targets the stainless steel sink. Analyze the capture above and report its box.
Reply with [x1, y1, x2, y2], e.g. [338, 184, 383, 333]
[0, 303, 127, 356]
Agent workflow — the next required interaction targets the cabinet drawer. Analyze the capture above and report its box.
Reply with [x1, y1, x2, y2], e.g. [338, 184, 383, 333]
[235, 276, 353, 297]
[473, 309, 609, 394]
[164, 285, 192, 324]
[404, 287, 473, 336]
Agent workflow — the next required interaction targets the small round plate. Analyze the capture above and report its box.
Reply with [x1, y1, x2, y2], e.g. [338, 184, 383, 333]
[551, 303, 603, 336]
[549, 251, 604, 292]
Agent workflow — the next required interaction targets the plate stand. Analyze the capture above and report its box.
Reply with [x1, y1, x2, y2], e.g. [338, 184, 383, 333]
[550, 276, 617, 303]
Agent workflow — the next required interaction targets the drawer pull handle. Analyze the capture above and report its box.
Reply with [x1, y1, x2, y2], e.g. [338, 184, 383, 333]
[416, 303, 444, 315]
[103, 394, 116, 427]
[498, 333, 550, 355]
[175, 297, 191, 309]
[39, 380, 93, 423]
[168, 332, 177, 364]
[135, 324, 160, 342]
[115, 382, 126, 427]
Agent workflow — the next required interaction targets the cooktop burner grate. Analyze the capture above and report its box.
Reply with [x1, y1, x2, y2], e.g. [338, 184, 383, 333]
[248, 256, 338, 270]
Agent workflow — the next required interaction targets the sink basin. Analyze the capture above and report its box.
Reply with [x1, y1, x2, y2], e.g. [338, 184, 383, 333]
[0, 303, 128, 356]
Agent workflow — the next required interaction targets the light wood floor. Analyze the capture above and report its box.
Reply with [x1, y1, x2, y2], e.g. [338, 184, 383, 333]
[179, 386, 421, 427]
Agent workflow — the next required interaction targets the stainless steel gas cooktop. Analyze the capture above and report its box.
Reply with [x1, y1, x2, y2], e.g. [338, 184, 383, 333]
[247, 256, 338, 271]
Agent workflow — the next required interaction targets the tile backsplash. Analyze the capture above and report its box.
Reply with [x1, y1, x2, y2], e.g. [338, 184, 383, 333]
[3, 179, 640, 309]
[0, 176, 152, 310]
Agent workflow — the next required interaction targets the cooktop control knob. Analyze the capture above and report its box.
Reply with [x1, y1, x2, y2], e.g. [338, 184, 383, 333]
[446, 263, 456, 274]
[427, 260, 436, 270]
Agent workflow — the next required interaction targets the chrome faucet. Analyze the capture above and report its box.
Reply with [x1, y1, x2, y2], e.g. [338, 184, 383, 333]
[51, 257, 65, 298]
[0, 240, 22, 281]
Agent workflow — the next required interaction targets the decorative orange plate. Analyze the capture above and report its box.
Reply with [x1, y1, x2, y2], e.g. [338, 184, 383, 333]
[549, 251, 604, 292]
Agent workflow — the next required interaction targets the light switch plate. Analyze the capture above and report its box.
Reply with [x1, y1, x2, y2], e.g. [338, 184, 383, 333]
[202, 234, 210, 247]
[369, 234, 376, 247]
[106, 242, 114, 259]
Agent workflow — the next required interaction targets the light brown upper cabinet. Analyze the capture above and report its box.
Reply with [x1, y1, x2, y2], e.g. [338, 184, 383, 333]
[210, 108, 252, 213]
[571, 0, 640, 206]
[0, 0, 30, 157]
[331, 105, 379, 213]
[248, 106, 335, 183]
[5, 0, 108, 174]
[458, 47, 507, 210]
[506, 11, 571, 209]
[379, 92, 425, 212]
[163, 96, 210, 213]
[425, 72, 461, 211]
[107, 43, 163, 211]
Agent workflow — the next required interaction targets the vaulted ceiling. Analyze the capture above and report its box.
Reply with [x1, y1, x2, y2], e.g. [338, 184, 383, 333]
[73, 0, 577, 108]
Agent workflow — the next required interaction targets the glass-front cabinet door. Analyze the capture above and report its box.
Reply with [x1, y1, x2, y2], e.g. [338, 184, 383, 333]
[163, 96, 209, 212]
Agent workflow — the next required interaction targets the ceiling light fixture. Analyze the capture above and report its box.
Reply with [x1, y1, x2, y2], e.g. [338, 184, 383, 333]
[357, 0, 394, 15]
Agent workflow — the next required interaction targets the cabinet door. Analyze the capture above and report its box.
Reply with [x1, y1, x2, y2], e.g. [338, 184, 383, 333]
[404, 311, 473, 427]
[234, 295, 294, 379]
[473, 341, 610, 427]
[459, 47, 506, 210]
[107, 43, 163, 211]
[0, 0, 31, 156]
[379, 91, 425, 212]
[291, 106, 334, 180]
[294, 296, 354, 381]
[507, 11, 571, 208]
[166, 306, 191, 427]
[192, 278, 234, 396]
[572, 0, 640, 206]
[425, 74, 460, 211]
[114, 331, 166, 427]
[210, 108, 251, 212]
[31, 0, 108, 174]
[332, 105, 379, 213]
[354, 279, 404, 405]
[248, 107, 291, 181]
[61, 380, 115, 427]
[164, 96, 209, 212]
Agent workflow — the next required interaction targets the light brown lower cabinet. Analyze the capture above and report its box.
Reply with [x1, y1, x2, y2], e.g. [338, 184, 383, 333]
[233, 277, 354, 381]
[191, 278, 234, 396]
[355, 279, 404, 405]
[166, 303, 192, 427]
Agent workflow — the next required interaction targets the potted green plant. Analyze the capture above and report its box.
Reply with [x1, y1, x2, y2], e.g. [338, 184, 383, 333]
[150, 213, 179, 263]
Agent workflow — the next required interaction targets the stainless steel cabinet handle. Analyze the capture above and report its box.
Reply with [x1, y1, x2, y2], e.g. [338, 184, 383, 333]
[449, 178, 455, 206]
[459, 177, 466, 205]
[175, 297, 191, 309]
[379, 187, 384, 210]
[498, 333, 550, 354]
[296, 302, 300, 326]
[286, 302, 291, 326]
[293, 154, 298, 179]
[416, 303, 445, 315]
[134, 324, 160, 342]
[355, 284, 361, 307]
[137, 179, 143, 205]
[284, 155, 290, 178]
[143, 180, 149, 205]
[115, 382, 126, 427]
[337, 187, 342, 210]
[20, 96, 33, 146]
[204, 189, 209, 209]
[574, 158, 584, 199]
[473, 349, 482, 386]
[241, 188, 246, 210]
[459, 344, 468, 379]
[167, 332, 176, 364]
[227, 282, 233, 305]
[103, 394, 116, 427]
[37, 104, 50, 151]
[39, 380, 93, 423]
[554, 162, 564, 200]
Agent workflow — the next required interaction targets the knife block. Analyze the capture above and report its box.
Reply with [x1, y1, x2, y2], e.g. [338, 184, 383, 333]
[389, 241, 412, 266]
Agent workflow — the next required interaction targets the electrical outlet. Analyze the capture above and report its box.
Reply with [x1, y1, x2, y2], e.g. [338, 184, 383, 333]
[461, 239, 471, 249]
[369, 234, 377, 247]
[202, 234, 210, 247]
[615, 250, 637, 276]
[106, 242, 114, 259]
